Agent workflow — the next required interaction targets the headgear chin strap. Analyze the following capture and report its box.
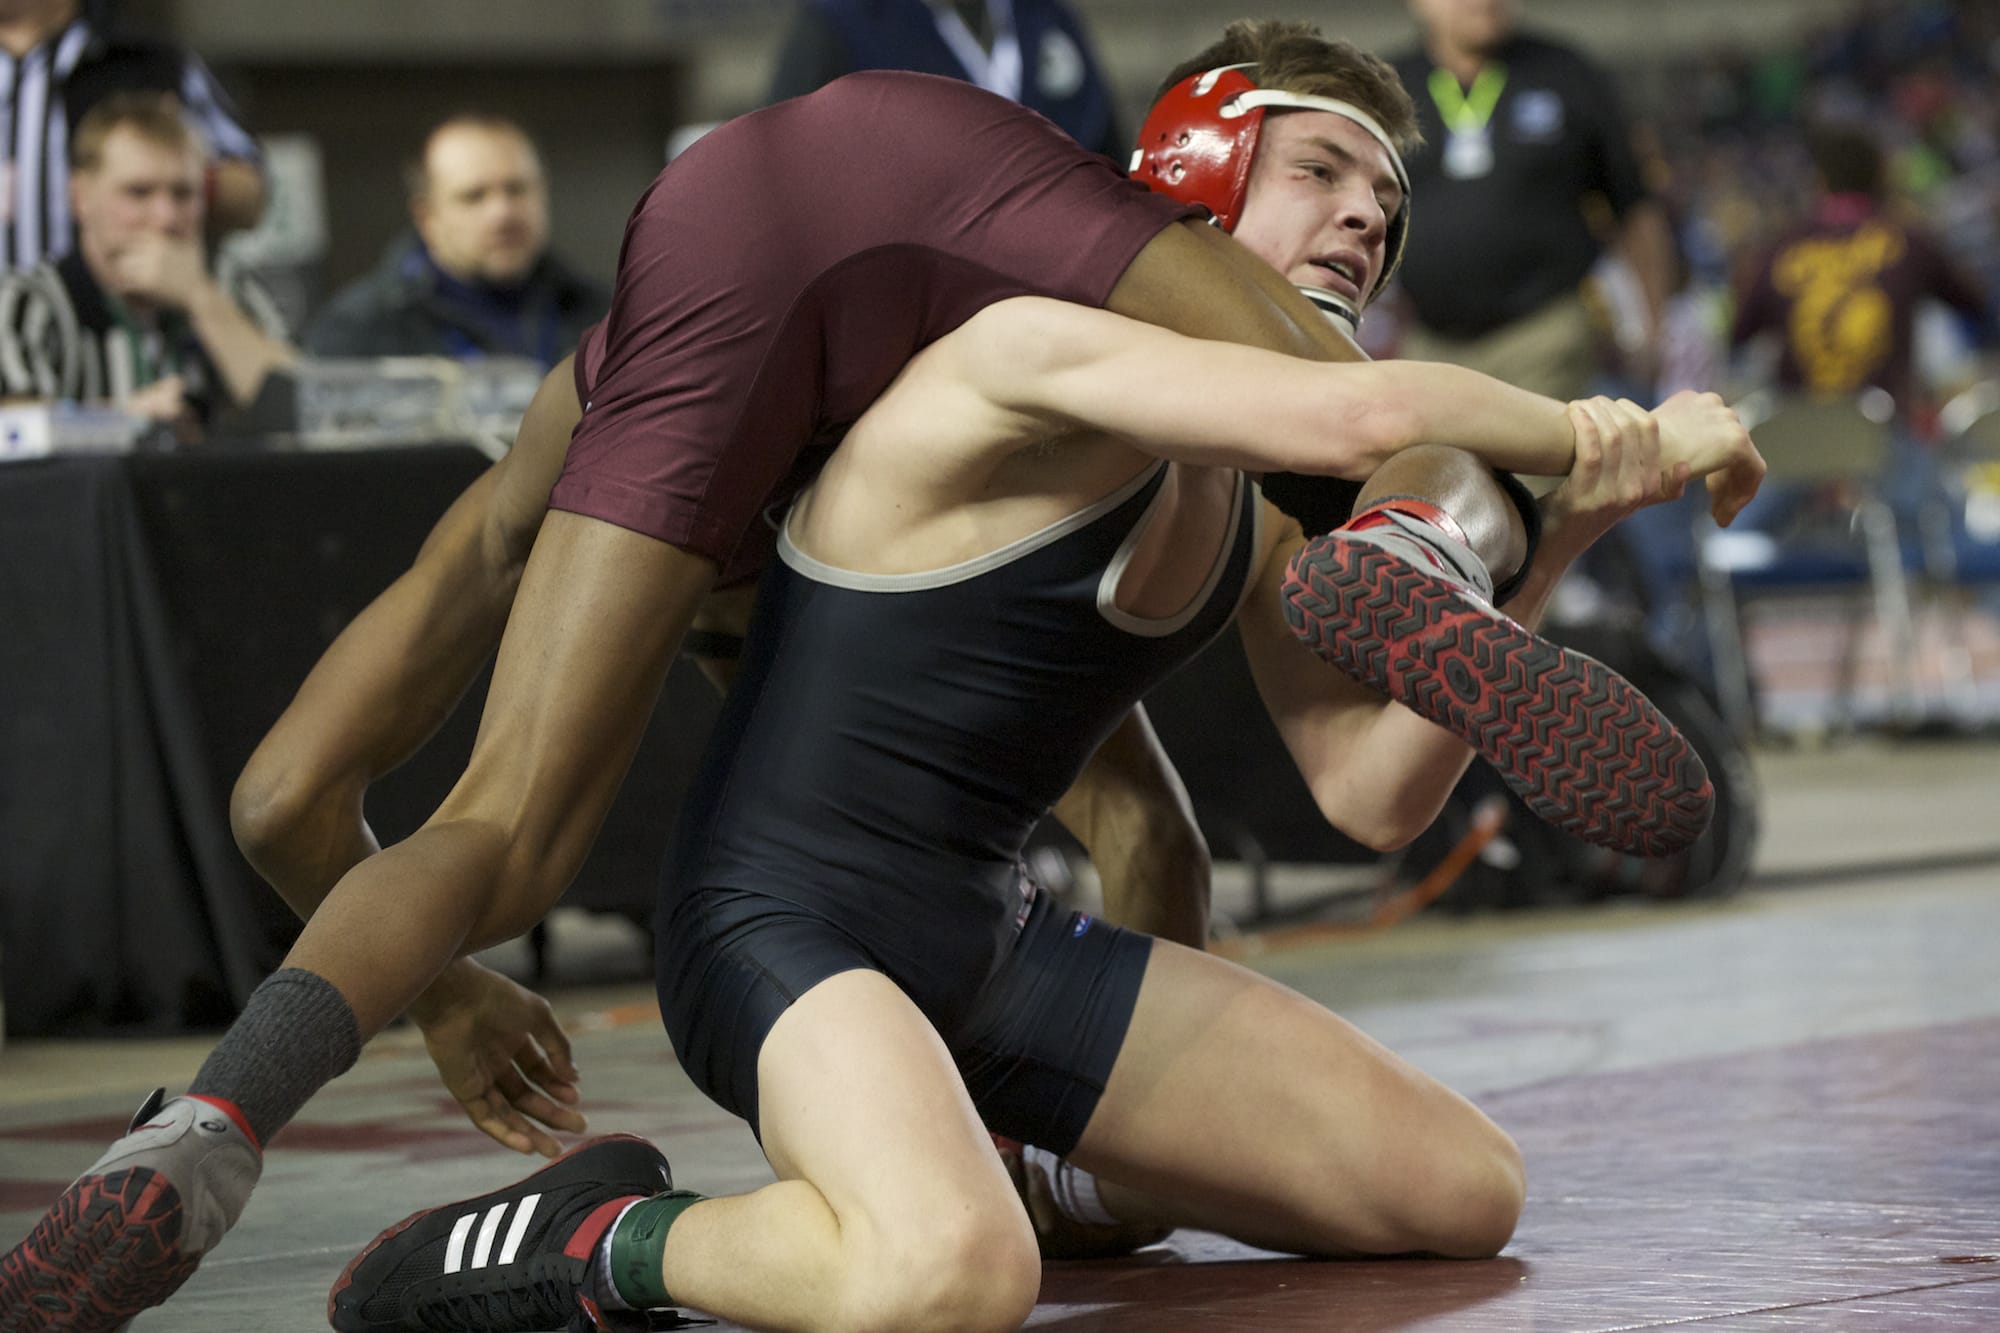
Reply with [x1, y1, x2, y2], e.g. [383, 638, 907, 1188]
[1131, 63, 1412, 316]
[1294, 284, 1359, 338]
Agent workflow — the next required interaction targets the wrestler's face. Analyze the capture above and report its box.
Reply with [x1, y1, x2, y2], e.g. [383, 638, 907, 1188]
[415, 123, 550, 287]
[1230, 110, 1399, 310]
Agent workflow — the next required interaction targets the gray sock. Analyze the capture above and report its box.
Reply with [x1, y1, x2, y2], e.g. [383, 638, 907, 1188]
[190, 967, 363, 1146]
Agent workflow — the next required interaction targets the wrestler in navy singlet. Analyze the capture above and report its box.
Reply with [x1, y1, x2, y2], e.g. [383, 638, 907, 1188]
[655, 462, 1264, 1149]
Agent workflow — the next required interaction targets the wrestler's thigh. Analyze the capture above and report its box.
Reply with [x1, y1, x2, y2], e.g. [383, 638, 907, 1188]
[687, 582, 758, 693]
[755, 970, 1030, 1246]
[1069, 939, 1523, 1257]
[1108, 219, 1364, 362]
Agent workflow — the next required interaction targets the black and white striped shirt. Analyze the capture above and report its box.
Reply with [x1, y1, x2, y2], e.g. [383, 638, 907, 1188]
[0, 249, 286, 413]
[0, 18, 260, 271]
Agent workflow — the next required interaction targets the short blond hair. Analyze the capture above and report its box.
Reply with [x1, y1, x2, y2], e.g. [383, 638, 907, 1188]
[71, 92, 201, 172]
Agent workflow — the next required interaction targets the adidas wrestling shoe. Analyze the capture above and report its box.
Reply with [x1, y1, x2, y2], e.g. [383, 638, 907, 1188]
[1283, 522, 1713, 858]
[0, 1087, 262, 1333]
[328, 1134, 677, 1333]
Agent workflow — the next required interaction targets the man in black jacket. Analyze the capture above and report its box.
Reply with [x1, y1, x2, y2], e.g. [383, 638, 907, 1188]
[305, 114, 606, 368]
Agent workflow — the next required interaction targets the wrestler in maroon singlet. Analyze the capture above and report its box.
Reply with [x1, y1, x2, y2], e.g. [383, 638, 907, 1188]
[553, 71, 1199, 583]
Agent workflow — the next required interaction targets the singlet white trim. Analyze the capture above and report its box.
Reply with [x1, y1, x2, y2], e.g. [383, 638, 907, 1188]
[777, 459, 1167, 593]
[1097, 470, 1255, 638]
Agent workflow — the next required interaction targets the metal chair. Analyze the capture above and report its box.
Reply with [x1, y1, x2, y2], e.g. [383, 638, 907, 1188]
[1695, 388, 1923, 736]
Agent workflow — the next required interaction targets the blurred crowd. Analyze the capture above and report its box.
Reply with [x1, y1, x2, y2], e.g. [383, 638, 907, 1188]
[11, 0, 2000, 451]
[1645, 0, 2000, 411]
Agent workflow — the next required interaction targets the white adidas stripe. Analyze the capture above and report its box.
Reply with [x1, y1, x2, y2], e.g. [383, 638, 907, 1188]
[471, 1202, 507, 1269]
[443, 1212, 476, 1274]
[499, 1193, 542, 1265]
[441, 1193, 544, 1274]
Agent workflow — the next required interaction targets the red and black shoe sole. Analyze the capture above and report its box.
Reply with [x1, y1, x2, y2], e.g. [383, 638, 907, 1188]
[0, 1168, 201, 1333]
[1284, 537, 1714, 858]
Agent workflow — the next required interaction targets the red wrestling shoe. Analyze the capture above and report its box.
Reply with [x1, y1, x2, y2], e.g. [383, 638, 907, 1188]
[1283, 522, 1713, 858]
[0, 1088, 261, 1333]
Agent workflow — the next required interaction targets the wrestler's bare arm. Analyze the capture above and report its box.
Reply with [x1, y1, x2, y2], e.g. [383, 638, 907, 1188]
[1236, 399, 1683, 850]
[949, 296, 1756, 509]
[1114, 220, 1763, 523]
[949, 296, 1579, 479]
[230, 355, 580, 919]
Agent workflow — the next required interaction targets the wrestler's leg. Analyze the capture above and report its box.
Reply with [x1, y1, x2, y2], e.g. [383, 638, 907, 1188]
[1351, 443, 1532, 588]
[1109, 218, 1366, 363]
[229, 355, 582, 920]
[281, 511, 712, 1033]
[1069, 939, 1524, 1259]
[1, 512, 712, 1328]
[1049, 704, 1210, 949]
[651, 971, 1040, 1331]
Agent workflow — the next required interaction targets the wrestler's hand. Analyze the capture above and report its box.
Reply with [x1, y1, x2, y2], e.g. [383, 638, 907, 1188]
[412, 958, 586, 1157]
[1651, 389, 1764, 526]
[1541, 396, 1686, 566]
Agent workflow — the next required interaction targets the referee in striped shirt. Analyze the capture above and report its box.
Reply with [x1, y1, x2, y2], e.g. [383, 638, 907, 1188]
[0, 0, 263, 272]
[0, 92, 292, 436]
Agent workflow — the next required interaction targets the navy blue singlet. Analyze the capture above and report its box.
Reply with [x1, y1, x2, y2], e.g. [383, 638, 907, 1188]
[654, 461, 1264, 1139]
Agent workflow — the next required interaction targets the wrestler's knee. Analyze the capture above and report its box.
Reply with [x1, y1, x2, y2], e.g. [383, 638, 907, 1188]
[834, 1207, 1040, 1333]
[461, 849, 576, 950]
[1366, 1119, 1525, 1259]
[228, 741, 361, 879]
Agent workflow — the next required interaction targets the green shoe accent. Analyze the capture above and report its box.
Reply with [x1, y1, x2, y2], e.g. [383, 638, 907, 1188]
[609, 1189, 705, 1308]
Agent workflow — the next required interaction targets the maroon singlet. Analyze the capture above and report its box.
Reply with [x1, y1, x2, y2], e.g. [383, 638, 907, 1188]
[553, 71, 1198, 583]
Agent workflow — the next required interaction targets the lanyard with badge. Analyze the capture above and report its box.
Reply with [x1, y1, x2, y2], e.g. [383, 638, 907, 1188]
[1428, 64, 1506, 180]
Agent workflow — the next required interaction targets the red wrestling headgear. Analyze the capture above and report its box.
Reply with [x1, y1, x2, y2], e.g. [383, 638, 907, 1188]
[1131, 63, 1412, 322]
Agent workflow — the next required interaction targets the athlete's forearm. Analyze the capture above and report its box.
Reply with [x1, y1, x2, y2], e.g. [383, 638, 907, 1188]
[970, 298, 1581, 482]
[1327, 360, 1579, 478]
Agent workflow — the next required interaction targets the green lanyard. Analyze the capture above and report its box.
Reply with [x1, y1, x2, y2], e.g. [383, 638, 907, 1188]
[1428, 64, 1508, 134]
[106, 294, 160, 389]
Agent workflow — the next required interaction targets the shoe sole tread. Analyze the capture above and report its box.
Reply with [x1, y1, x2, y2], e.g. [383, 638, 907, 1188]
[1284, 540, 1713, 857]
[0, 1168, 200, 1333]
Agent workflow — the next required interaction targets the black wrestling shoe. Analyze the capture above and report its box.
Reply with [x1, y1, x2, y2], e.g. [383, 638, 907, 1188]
[1284, 533, 1713, 857]
[328, 1135, 674, 1333]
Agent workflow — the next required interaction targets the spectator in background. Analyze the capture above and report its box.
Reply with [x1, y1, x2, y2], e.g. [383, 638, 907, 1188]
[303, 114, 607, 368]
[0, 0, 263, 271]
[1730, 118, 1990, 530]
[1733, 120, 1988, 410]
[0, 93, 293, 437]
[1388, 0, 1676, 402]
[768, 0, 1123, 160]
